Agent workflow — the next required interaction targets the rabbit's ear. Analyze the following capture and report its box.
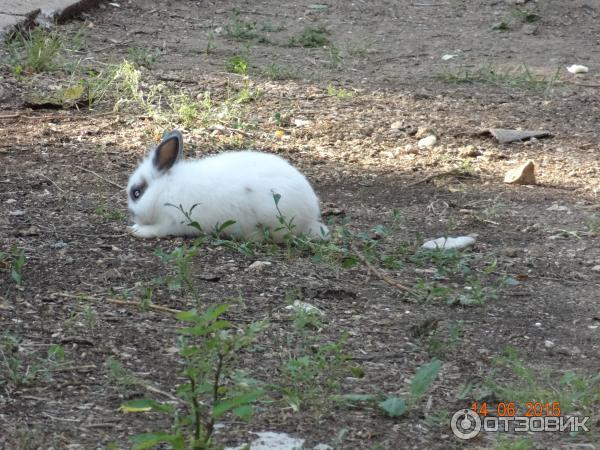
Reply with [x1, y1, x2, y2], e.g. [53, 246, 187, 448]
[152, 130, 184, 172]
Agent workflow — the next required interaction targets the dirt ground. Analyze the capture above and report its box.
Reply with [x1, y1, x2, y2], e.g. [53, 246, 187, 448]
[1, 0, 600, 449]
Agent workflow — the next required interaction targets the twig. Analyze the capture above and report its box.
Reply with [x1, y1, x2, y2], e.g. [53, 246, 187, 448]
[351, 244, 411, 292]
[221, 125, 254, 138]
[567, 82, 600, 88]
[42, 412, 80, 422]
[72, 166, 124, 190]
[107, 298, 182, 314]
[145, 384, 181, 402]
[51, 364, 97, 372]
[39, 173, 66, 194]
[0, 111, 119, 121]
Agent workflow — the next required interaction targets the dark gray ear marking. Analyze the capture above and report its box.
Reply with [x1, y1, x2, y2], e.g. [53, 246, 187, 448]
[153, 130, 184, 172]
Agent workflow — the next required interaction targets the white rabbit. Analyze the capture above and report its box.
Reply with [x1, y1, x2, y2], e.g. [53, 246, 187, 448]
[127, 130, 329, 242]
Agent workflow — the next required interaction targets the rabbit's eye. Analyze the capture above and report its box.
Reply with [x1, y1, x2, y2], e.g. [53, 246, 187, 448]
[129, 180, 147, 202]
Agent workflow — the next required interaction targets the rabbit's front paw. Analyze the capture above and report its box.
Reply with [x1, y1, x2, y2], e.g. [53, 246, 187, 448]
[128, 223, 159, 239]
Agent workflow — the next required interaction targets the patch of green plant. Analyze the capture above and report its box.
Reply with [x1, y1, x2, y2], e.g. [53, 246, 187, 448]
[0, 332, 41, 389]
[226, 55, 248, 75]
[424, 409, 450, 428]
[6, 28, 63, 74]
[127, 46, 162, 68]
[277, 302, 353, 412]
[260, 63, 300, 80]
[167, 92, 199, 127]
[288, 26, 330, 48]
[511, 8, 540, 23]
[493, 436, 534, 450]
[259, 23, 285, 33]
[411, 247, 472, 277]
[225, 17, 259, 41]
[585, 215, 600, 235]
[345, 40, 375, 58]
[124, 304, 267, 450]
[422, 321, 463, 359]
[435, 64, 559, 92]
[327, 85, 353, 100]
[0, 247, 25, 285]
[327, 43, 342, 68]
[94, 205, 127, 221]
[154, 239, 204, 301]
[234, 84, 261, 103]
[337, 359, 442, 417]
[486, 347, 600, 419]
[107, 357, 152, 392]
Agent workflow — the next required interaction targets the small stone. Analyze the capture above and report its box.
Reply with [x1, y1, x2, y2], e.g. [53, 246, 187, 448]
[247, 261, 272, 271]
[414, 127, 433, 138]
[504, 160, 536, 185]
[544, 340, 554, 348]
[546, 204, 569, 212]
[591, 265, 600, 272]
[8, 210, 25, 216]
[417, 135, 437, 149]
[458, 145, 481, 158]
[5, 199, 16, 204]
[285, 300, 324, 316]
[534, 322, 542, 327]
[403, 143, 418, 154]
[390, 121, 403, 130]
[567, 64, 589, 74]
[314, 445, 333, 450]
[422, 236, 476, 250]
[293, 118, 311, 127]
[500, 247, 519, 258]
[17, 226, 39, 236]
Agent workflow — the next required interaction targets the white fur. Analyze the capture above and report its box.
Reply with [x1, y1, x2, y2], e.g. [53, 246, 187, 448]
[127, 137, 329, 242]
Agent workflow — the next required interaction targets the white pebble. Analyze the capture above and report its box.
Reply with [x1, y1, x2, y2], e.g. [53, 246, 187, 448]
[285, 301, 324, 316]
[247, 261, 272, 271]
[567, 64, 589, 74]
[422, 236, 476, 250]
[417, 135, 437, 149]
[544, 340, 554, 348]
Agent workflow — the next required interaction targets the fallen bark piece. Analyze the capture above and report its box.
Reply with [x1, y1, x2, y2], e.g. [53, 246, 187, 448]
[567, 64, 589, 74]
[422, 236, 476, 250]
[487, 128, 551, 144]
[504, 160, 536, 185]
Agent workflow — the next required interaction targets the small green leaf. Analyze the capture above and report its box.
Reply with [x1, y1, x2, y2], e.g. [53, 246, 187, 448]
[120, 399, 174, 414]
[341, 255, 359, 268]
[233, 404, 253, 421]
[47, 344, 65, 361]
[62, 84, 85, 101]
[409, 359, 441, 401]
[272, 192, 281, 206]
[131, 432, 184, 450]
[212, 389, 263, 419]
[175, 309, 198, 322]
[350, 366, 365, 378]
[378, 396, 408, 417]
